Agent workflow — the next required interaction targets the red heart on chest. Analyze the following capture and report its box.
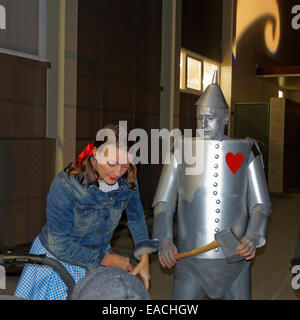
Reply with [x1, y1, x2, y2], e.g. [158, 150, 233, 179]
[225, 152, 243, 174]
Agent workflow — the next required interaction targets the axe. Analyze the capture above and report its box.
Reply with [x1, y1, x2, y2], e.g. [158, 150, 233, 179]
[175, 228, 244, 264]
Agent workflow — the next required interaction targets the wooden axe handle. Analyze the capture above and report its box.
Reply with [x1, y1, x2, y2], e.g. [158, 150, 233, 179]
[175, 240, 219, 260]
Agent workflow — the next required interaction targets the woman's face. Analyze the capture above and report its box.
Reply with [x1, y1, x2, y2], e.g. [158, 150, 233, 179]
[92, 144, 131, 185]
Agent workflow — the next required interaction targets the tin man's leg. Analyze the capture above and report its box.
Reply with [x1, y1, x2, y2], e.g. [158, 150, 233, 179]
[223, 263, 251, 300]
[172, 260, 206, 300]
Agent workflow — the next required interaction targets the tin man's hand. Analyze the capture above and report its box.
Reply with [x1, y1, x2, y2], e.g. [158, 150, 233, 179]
[236, 235, 256, 261]
[158, 238, 178, 268]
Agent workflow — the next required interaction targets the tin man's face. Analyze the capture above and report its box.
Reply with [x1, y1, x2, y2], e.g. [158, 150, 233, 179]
[196, 109, 228, 140]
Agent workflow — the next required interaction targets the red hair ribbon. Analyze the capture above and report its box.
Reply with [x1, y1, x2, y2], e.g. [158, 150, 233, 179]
[77, 143, 94, 166]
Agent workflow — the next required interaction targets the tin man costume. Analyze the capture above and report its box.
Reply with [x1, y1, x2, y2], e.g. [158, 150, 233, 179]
[152, 71, 271, 299]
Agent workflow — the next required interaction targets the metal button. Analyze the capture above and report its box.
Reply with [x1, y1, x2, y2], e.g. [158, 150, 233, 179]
[103, 217, 108, 220]
[215, 248, 219, 252]
[215, 218, 219, 223]
[216, 200, 221, 204]
[215, 228, 219, 232]
[215, 144, 219, 149]
[215, 155, 219, 159]
[214, 173, 218, 177]
[216, 209, 220, 213]
[214, 164, 218, 169]
[213, 183, 218, 187]
[83, 212, 88, 217]
[213, 191, 217, 196]
[97, 232, 102, 235]
[109, 196, 113, 201]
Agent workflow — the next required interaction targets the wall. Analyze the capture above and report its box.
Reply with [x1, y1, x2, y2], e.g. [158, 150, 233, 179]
[268, 98, 300, 192]
[286, 91, 300, 104]
[181, 0, 222, 62]
[0, 53, 54, 247]
[77, 0, 162, 205]
[231, 0, 300, 136]
[283, 99, 300, 189]
[0, 0, 78, 247]
[231, 18, 280, 108]
[179, 0, 223, 132]
[46, 0, 78, 172]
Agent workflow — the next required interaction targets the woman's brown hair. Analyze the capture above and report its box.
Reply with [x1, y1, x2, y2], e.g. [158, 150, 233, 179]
[65, 124, 137, 190]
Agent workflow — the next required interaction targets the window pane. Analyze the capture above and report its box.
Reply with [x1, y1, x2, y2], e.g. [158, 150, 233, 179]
[186, 56, 202, 91]
[0, 0, 39, 55]
[203, 61, 219, 91]
[180, 51, 185, 90]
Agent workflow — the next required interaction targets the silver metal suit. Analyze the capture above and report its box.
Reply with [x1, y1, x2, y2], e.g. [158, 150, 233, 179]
[152, 71, 271, 299]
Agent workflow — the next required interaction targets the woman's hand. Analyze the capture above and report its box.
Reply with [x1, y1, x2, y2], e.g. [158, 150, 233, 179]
[130, 254, 150, 290]
[100, 253, 133, 271]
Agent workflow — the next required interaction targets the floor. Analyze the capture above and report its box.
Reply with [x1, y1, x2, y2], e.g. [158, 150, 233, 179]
[1, 190, 300, 300]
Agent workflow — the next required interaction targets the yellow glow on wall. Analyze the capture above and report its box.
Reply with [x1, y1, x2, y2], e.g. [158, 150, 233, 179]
[232, 0, 280, 60]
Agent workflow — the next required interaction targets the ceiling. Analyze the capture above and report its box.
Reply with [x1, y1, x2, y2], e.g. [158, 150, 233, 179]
[256, 66, 300, 90]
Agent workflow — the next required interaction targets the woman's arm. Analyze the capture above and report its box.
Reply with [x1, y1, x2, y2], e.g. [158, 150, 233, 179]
[45, 178, 104, 268]
[126, 181, 158, 258]
[125, 180, 157, 288]
[126, 181, 149, 247]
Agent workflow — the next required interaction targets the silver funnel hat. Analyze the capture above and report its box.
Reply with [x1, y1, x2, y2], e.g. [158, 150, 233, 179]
[195, 70, 228, 114]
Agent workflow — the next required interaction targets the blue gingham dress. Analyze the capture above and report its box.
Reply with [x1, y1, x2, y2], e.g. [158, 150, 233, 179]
[14, 181, 118, 300]
[14, 236, 88, 300]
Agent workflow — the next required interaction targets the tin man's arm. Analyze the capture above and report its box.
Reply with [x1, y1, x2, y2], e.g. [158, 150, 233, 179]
[152, 153, 178, 268]
[152, 153, 178, 241]
[246, 142, 272, 248]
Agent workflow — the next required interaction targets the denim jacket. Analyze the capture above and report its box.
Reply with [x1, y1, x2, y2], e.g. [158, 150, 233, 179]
[39, 170, 154, 269]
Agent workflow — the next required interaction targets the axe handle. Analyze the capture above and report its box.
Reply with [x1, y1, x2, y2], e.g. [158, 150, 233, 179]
[175, 240, 219, 260]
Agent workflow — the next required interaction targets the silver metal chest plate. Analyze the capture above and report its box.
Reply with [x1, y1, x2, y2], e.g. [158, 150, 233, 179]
[176, 138, 253, 259]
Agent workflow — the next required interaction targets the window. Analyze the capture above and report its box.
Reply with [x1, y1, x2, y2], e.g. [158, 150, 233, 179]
[0, 0, 46, 59]
[180, 48, 220, 95]
[203, 61, 219, 91]
[186, 55, 202, 91]
[0, 5, 5, 30]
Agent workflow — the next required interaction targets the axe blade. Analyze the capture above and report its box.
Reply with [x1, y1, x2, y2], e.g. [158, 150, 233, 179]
[214, 228, 244, 264]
